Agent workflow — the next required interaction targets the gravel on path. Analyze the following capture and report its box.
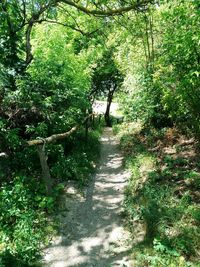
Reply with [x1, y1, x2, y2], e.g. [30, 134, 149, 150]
[43, 128, 132, 267]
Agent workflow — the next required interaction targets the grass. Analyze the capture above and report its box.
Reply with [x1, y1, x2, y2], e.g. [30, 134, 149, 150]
[116, 122, 200, 267]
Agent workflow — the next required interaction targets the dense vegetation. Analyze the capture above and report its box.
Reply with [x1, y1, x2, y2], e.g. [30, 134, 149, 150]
[114, 123, 200, 266]
[112, 1, 200, 265]
[0, 0, 200, 266]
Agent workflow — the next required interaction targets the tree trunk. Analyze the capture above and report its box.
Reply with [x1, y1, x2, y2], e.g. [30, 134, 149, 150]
[144, 15, 151, 64]
[105, 89, 114, 127]
[37, 145, 53, 195]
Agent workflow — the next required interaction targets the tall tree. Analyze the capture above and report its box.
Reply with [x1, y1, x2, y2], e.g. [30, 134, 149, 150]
[92, 49, 123, 126]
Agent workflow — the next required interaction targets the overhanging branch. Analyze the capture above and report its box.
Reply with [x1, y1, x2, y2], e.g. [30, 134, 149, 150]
[35, 19, 86, 35]
[24, 1, 58, 67]
[39, 19, 100, 36]
[59, 0, 152, 16]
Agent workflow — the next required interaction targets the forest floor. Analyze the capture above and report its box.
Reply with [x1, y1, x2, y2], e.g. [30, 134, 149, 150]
[116, 123, 200, 266]
[42, 127, 136, 267]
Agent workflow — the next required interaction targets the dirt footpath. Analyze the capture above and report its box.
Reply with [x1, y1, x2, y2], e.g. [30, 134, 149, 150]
[43, 128, 132, 267]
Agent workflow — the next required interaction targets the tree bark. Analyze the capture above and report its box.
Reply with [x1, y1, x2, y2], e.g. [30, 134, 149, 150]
[60, 0, 151, 16]
[37, 145, 53, 195]
[105, 89, 115, 127]
[144, 14, 151, 63]
[149, 15, 154, 64]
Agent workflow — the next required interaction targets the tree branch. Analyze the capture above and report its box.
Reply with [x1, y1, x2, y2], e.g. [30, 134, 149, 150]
[36, 19, 86, 35]
[24, 1, 57, 67]
[59, 0, 152, 16]
[19, 0, 27, 29]
[25, 21, 34, 65]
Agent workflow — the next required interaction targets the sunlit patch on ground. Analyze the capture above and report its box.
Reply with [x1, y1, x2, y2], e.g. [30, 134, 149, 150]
[43, 128, 137, 267]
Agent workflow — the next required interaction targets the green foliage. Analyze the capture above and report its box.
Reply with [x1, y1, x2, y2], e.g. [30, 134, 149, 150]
[1, 0, 200, 265]
[0, 126, 100, 266]
[92, 48, 123, 96]
[114, 0, 200, 135]
[118, 123, 200, 266]
[0, 176, 58, 266]
[154, 0, 200, 136]
[51, 129, 101, 186]
[0, 6, 103, 265]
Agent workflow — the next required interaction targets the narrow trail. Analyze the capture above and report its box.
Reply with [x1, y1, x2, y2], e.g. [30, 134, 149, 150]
[43, 128, 132, 267]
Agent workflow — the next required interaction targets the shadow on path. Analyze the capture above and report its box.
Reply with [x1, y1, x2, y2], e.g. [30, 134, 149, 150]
[43, 128, 132, 267]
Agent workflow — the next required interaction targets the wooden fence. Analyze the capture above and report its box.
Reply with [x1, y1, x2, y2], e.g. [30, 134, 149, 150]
[27, 113, 98, 195]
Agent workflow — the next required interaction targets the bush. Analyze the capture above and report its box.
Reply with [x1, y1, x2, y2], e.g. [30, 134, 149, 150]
[0, 176, 55, 266]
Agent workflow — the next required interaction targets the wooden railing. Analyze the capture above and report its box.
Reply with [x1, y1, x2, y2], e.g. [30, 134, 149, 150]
[27, 113, 97, 195]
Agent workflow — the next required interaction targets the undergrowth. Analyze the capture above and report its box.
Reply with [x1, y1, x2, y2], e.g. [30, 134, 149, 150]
[0, 176, 60, 267]
[0, 121, 101, 266]
[116, 122, 200, 267]
[50, 125, 101, 187]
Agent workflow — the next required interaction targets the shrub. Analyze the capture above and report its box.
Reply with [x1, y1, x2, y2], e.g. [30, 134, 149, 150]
[0, 176, 55, 266]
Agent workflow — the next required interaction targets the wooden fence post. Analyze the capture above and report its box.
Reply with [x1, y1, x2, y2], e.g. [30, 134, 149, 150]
[27, 115, 93, 194]
[37, 144, 53, 195]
